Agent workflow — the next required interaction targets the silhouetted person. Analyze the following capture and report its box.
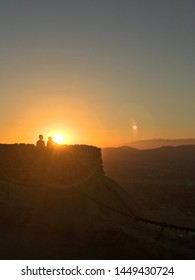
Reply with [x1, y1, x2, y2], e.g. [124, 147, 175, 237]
[36, 134, 45, 147]
[47, 136, 55, 148]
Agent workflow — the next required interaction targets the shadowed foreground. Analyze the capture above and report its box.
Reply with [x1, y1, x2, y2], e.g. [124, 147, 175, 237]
[0, 144, 194, 259]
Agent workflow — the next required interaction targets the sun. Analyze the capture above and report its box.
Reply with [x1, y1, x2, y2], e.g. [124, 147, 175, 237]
[53, 133, 64, 144]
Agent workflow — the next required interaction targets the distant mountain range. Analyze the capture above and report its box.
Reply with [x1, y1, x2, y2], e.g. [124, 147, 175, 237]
[102, 144, 195, 181]
[128, 139, 195, 149]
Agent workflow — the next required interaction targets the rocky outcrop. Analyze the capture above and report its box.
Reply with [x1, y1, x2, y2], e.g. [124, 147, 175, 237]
[0, 144, 103, 184]
[0, 144, 134, 237]
[0, 144, 191, 259]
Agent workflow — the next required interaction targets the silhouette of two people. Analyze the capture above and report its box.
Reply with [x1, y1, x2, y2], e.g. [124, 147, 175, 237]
[36, 135, 55, 148]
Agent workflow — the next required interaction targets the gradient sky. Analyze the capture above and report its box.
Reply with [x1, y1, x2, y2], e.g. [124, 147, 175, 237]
[1, 0, 195, 147]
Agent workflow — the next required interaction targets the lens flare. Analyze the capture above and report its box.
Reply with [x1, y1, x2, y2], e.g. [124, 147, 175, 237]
[132, 125, 138, 131]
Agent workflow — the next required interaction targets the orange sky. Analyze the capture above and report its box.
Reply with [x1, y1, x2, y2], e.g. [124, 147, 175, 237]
[1, 1, 195, 147]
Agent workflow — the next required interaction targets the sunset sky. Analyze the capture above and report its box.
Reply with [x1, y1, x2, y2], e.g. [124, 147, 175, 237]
[1, 0, 195, 147]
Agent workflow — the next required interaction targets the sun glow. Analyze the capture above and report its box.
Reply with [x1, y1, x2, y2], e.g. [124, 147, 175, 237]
[132, 125, 138, 131]
[53, 133, 64, 144]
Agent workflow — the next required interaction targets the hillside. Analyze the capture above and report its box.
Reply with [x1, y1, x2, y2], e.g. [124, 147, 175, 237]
[102, 145, 195, 240]
[0, 144, 194, 259]
[102, 145, 195, 180]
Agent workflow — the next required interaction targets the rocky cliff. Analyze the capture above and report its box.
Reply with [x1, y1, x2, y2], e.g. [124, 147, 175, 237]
[0, 144, 189, 259]
[0, 144, 104, 185]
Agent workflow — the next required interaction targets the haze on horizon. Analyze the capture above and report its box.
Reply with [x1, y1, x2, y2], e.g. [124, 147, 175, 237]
[0, 0, 195, 147]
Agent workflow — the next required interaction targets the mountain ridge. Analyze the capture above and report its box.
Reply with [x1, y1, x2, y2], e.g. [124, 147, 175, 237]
[128, 138, 195, 149]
